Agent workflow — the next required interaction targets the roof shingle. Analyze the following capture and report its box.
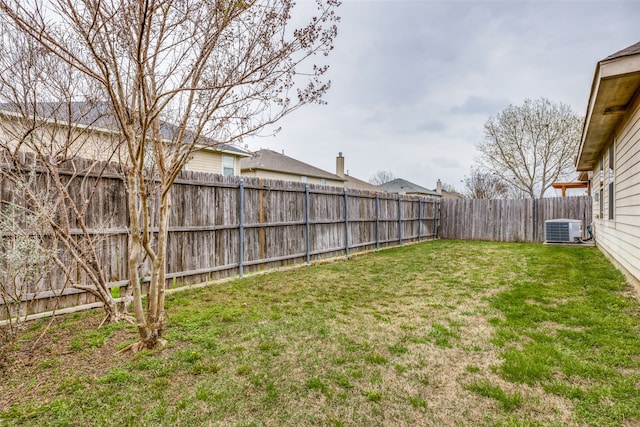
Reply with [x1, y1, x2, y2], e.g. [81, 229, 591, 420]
[240, 149, 343, 181]
[604, 41, 640, 61]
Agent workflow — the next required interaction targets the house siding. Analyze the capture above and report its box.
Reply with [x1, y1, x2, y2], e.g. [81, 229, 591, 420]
[186, 150, 242, 175]
[187, 150, 223, 174]
[0, 115, 124, 163]
[591, 95, 640, 286]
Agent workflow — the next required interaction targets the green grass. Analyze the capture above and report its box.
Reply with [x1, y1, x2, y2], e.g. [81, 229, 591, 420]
[465, 380, 523, 411]
[486, 244, 640, 426]
[2, 240, 640, 426]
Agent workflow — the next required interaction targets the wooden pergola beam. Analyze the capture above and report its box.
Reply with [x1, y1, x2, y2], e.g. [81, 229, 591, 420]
[551, 181, 591, 197]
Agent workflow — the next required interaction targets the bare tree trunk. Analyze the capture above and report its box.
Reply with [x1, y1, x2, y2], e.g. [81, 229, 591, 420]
[148, 189, 170, 335]
[125, 172, 150, 347]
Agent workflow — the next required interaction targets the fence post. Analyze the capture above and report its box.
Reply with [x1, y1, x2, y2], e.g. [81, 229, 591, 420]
[398, 196, 402, 244]
[259, 179, 266, 266]
[375, 193, 380, 250]
[344, 188, 349, 256]
[238, 179, 245, 278]
[417, 199, 422, 241]
[305, 185, 310, 265]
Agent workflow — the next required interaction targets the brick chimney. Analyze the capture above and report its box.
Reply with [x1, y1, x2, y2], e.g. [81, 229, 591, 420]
[436, 179, 442, 195]
[336, 152, 345, 178]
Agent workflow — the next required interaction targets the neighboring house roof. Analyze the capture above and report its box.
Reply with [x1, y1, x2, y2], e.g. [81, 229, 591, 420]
[0, 101, 249, 157]
[576, 41, 640, 171]
[240, 149, 344, 181]
[378, 178, 440, 197]
[0, 101, 114, 126]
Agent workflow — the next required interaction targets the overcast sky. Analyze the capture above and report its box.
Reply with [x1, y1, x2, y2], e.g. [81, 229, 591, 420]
[244, 0, 639, 194]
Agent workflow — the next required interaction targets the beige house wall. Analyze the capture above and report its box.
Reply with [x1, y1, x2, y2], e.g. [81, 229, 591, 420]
[0, 114, 124, 163]
[241, 168, 343, 187]
[186, 149, 242, 175]
[590, 94, 640, 286]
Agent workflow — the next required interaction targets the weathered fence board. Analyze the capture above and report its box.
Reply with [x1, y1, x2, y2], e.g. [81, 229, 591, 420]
[440, 196, 592, 242]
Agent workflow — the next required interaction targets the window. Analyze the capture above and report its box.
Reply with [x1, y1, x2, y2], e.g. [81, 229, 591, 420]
[222, 155, 235, 176]
[608, 143, 614, 220]
[599, 189, 603, 219]
[598, 158, 603, 219]
[300, 176, 308, 183]
[320, 178, 327, 186]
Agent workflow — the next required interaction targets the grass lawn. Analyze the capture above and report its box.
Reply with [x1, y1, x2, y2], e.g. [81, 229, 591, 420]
[1, 240, 640, 426]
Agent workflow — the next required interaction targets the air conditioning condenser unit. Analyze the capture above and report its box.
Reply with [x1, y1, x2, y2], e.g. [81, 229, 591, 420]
[544, 219, 582, 243]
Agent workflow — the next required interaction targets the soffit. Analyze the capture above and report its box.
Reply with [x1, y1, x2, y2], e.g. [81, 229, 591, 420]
[576, 54, 640, 171]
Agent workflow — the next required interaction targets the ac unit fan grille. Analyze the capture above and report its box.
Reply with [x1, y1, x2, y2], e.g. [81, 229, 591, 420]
[545, 223, 571, 242]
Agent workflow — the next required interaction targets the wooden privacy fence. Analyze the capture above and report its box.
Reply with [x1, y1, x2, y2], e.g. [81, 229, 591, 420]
[0, 163, 440, 320]
[439, 196, 593, 242]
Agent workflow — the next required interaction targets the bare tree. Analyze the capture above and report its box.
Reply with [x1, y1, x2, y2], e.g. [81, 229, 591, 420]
[476, 98, 582, 199]
[0, 0, 340, 351]
[440, 182, 459, 194]
[369, 170, 396, 186]
[462, 168, 509, 199]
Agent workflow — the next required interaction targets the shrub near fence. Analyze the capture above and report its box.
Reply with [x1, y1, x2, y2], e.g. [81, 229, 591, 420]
[0, 162, 440, 321]
[439, 196, 593, 243]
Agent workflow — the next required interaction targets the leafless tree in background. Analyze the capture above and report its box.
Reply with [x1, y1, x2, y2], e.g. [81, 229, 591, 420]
[0, 0, 340, 351]
[462, 168, 509, 199]
[440, 182, 459, 194]
[369, 170, 396, 186]
[476, 98, 582, 199]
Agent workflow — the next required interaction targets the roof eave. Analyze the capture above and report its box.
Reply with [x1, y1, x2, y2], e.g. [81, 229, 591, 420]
[576, 53, 640, 171]
[575, 63, 602, 171]
[198, 145, 251, 157]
